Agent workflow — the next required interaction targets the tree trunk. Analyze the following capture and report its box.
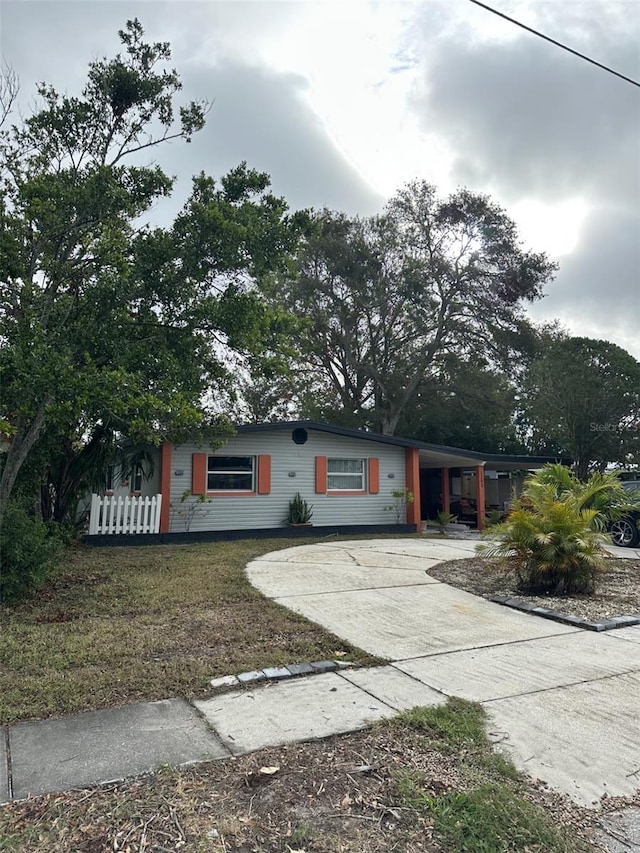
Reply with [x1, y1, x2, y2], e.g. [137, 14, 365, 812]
[0, 403, 49, 528]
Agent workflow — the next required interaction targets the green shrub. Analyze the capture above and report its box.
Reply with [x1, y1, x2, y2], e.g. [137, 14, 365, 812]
[0, 502, 62, 603]
[285, 492, 313, 524]
[479, 465, 613, 595]
[436, 511, 457, 533]
[384, 488, 414, 524]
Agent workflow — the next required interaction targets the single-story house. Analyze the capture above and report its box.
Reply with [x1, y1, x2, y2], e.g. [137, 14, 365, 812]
[89, 420, 566, 539]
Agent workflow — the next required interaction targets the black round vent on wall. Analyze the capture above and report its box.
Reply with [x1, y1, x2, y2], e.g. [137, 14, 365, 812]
[292, 428, 308, 445]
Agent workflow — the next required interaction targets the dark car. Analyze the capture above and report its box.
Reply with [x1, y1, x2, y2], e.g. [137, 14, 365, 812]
[609, 480, 640, 547]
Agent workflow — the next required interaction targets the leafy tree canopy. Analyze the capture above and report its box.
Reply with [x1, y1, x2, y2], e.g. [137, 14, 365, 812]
[0, 20, 302, 525]
[522, 336, 640, 479]
[263, 183, 557, 435]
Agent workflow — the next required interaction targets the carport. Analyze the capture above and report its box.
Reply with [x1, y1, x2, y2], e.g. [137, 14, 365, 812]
[404, 444, 568, 531]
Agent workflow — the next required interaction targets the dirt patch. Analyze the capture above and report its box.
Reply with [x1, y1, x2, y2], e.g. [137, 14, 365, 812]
[428, 556, 640, 621]
[2, 704, 630, 852]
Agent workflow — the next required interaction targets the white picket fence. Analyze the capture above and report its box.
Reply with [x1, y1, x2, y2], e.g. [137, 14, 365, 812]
[88, 494, 162, 535]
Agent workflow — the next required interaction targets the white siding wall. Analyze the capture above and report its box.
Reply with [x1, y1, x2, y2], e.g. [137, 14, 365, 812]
[168, 429, 407, 533]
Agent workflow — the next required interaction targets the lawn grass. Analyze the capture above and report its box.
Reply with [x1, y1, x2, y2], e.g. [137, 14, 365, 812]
[390, 700, 592, 852]
[0, 699, 600, 852]
[0, 538, 382, 724]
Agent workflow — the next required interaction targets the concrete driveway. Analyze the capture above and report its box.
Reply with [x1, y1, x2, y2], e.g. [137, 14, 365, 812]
[247, 538, 640, 807]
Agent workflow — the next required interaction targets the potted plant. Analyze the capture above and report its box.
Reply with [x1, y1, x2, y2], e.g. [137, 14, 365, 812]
[286, 492, 314, 526]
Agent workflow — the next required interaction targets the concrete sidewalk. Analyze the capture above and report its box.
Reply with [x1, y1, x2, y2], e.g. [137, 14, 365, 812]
[2, 537, 639, 817]
[1, 669, 442, 803]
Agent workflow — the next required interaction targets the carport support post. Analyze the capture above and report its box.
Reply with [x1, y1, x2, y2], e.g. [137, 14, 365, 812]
[441, 467, 450, 515]
[159, 443, 172, 534]
[405, 448, 422, 532]
[475, 465, 486, 531]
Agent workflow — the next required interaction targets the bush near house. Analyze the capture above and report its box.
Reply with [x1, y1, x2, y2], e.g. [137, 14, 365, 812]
[478, 464, 632, 595]
[0, 501, 62, 603]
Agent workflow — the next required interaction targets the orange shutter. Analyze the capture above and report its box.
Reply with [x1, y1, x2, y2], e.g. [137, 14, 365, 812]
[315, 456, 327, 493]
[192, 453, 207, 495]
[368, 458, 380, 494]
[257, 455, 271, 494]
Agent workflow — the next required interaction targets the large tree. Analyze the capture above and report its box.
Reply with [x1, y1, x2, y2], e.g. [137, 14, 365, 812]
[395, 358, 526, 453]
[522, 337, 640, 479]
[0, 21, 300, 525]
[265, 183, 556, 434]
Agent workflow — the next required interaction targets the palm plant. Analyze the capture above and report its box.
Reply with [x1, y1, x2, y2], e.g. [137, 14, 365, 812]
[477, 464, 623, 595]
[527, 464, 635, 531]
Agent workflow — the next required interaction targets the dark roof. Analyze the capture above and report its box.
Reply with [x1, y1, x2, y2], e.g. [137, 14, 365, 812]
[235, 420, 569, 468]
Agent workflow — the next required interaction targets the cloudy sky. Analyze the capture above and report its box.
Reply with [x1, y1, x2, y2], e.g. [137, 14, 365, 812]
[3, 0, 639, 356]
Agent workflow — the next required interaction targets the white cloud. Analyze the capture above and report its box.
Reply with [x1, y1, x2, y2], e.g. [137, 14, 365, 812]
[3, 0, 639, 357]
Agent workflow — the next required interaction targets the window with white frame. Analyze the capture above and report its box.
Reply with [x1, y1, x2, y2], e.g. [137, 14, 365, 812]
[207, 456, 255, 491]
[327, 458, 366, 491]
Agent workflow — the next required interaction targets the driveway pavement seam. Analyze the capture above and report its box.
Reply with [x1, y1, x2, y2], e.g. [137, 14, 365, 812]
[386, 628, 582, 662]
[477, 666, 640, 705]
[272, 579, 442, 600]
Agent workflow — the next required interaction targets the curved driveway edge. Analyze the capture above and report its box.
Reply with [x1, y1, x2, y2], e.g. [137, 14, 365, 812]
[247, 538, 640, 807]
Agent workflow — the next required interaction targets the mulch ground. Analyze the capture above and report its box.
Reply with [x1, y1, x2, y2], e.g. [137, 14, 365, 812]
[428, 556, 640, 621]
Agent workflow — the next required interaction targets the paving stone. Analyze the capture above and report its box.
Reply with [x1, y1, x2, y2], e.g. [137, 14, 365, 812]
[310, 660, 338, 673]
[209, 675, 239, 689]
[286, 662, 315, 676]
[262, 666, 291, 680]
[9, 699, 229, 800]
[512, 602, 535, 612]
[610, 616, 640, 626]
[237, 670, 267, 684]
[551, 613, 585, 626]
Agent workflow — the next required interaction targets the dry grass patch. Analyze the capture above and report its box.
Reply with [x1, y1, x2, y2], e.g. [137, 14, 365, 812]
[0, 538, 382, 724]
[0, 699, 615, 852]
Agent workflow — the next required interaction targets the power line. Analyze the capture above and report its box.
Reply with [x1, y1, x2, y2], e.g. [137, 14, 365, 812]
[468, 0, 640, 89]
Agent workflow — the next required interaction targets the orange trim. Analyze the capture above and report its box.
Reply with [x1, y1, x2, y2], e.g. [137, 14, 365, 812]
[159, 443, 172, 533]
[192, 453, 207, 495]
[207, 491, 256, 497]
[476, 465, 486, 531]
[315, 456, 327, 494]
[257, 455, 271, 494]
[368, 458, 380, 494]
[405, 447, 421, 530]
[328, 490, 367, 496]
[441, 467, 450, 514]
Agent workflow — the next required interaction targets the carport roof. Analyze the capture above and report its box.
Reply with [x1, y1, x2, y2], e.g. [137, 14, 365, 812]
[235, 420, 568, 471]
